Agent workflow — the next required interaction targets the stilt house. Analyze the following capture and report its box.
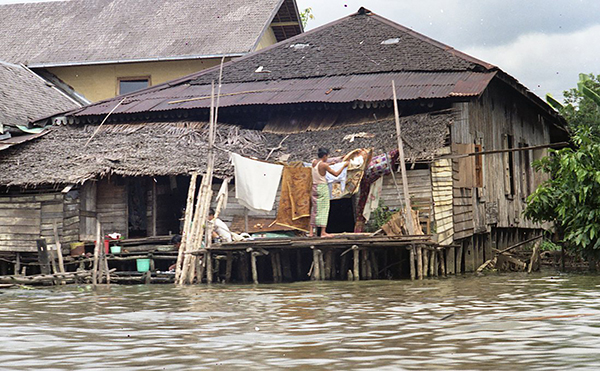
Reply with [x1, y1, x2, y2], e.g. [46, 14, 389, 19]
[0, 8, 567, 276]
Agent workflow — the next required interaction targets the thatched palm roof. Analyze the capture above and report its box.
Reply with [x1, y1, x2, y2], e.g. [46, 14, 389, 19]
[0, 112, 451, 187]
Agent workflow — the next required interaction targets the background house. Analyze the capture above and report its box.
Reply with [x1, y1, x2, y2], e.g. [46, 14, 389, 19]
[0, 8, 568, 276]
[0, 0, 302, 102]
[0, 60, 81, 152]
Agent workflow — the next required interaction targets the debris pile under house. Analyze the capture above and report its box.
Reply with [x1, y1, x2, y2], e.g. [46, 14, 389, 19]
[0, 7, 568, 286]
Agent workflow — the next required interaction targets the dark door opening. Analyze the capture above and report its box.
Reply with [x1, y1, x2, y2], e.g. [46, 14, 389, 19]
[326, 197, 356, 233]
[128, 178, 148, 238]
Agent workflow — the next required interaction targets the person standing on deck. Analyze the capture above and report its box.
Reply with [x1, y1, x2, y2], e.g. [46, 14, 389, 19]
[310, 148, 349, 237]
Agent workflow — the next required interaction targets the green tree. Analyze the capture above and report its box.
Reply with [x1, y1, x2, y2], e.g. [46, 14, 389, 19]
[300, 7, 314, 28]
[529, 74, 600, 265]
[547, 73, 600, 132]
[525, 128, 600, 259]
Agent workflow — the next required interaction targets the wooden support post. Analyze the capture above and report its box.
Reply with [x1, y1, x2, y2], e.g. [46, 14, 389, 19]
[53, 222, 65, 275]
[422, 249, 429, 278]
[352, 245, 360, 281]
[144, 270, 151, 284]
[196, 253, 205, 284]
[311, 247, 321, 281]
[347, 269, 354, 281]
[361, 250, 372, 280]
[250, 250, 259, 284]
[104, 251, 111, 285]
[281, 251, 292, 281]
[433, 250, 439, 277]
[409, 246, 416, 280]
[439, 250, 446, 276]
[360, 250, 368, 280]
[225, 252, 233, 283]
[240, 252, 248, 283]
[340, 252, 349, 280]
[324, 250, 333, 280]
[456, 243, 463, 274]
[318, 250, 325, 281]
[14, 253, 20, 276]
[416, 246, 423, 280]
[271, 252, 280, 283]
[206, 252, 213, 284]
[446, 247, 456, 275]
[295, 250, 302, 280]
[464, 237, 475, 272]
[92, 220, 101, 287]
[371, 251, 379, 279]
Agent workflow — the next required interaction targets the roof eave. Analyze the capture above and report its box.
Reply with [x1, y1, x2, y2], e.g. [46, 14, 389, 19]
[27, 53, 247, 69]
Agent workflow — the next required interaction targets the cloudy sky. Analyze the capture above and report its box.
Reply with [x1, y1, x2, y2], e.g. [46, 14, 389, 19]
[296, 0, 600, 101]
[1, 0, 598, 101]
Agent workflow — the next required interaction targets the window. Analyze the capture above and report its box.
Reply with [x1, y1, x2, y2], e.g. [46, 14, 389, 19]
[504, 134, 515, 198]
[519, 142, 533, 200]
[118, 77, 150, 95]
[474, 144, 483, 188]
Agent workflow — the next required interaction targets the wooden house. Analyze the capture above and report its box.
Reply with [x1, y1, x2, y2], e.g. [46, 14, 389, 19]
[0, 0, 302, 103]
[0, 8, 567, 278]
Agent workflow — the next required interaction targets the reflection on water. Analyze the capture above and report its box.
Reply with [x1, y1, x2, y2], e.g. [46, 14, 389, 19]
[2, 271, 600, 370]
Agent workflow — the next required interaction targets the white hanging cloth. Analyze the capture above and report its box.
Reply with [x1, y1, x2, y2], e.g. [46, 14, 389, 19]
[231, 153, 283, 213]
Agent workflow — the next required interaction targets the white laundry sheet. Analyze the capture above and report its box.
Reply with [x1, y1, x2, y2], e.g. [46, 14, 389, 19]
[231, 153, 283, 213]
[325, 162, 348, 192]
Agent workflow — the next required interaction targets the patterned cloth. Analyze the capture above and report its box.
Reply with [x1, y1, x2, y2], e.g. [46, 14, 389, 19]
[311, 183, 330, 227]
[355, 150, 400, 232]
[276, 166, 312, 232]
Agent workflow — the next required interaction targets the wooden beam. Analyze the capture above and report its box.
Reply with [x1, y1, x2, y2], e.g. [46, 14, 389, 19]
[440, 142, 569, 160]
[270, 21, 300, 27]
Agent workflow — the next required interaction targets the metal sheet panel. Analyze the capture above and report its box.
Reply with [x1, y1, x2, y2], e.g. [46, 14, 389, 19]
[73, 71, 496, 116]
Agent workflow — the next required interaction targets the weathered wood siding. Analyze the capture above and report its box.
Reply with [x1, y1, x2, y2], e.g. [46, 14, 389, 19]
[0, 191, 80, 252]
[96, 178, 128, 237]
[379, 169, 433, 230]
[451, 80, 553, 237]
[431, 147, 453, 245]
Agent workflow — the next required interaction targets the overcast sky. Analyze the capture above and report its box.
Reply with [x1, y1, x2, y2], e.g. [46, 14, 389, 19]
[296, 0, 600, 101]
[1, 0, 598, 101]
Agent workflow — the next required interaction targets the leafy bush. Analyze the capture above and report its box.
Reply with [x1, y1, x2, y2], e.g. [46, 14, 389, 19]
[365, 202, 397, 233]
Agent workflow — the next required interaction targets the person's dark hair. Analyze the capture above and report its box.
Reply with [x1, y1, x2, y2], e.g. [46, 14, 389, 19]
[318, 148, 329, 158]
[170, 234, 182, 245]
[209, 208, 215, 216]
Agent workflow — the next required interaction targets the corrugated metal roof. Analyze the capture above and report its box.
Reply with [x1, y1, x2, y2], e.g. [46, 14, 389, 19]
[74, 71, 495, 116]
[0, 131, 47, 152]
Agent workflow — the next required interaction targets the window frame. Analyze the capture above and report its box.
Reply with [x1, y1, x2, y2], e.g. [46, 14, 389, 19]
[117, 76, 151, 95]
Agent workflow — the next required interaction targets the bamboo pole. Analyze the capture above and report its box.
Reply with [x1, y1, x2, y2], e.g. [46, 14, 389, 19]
[92, 220, 101, 287]
[392, 80, 416, 236]
[175, 172, 198, 282]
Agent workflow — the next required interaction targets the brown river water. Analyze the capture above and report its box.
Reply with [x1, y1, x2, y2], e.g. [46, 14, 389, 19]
[2, 270, 600, 370]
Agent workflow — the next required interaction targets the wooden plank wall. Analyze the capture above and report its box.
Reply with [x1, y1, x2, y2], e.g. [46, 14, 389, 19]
[380, 168, 433, 223]
[0, 191, 80, 252]
[96, 178, 128, 237]
[431, 147, 453, 246]
[452, 80, 553, 234]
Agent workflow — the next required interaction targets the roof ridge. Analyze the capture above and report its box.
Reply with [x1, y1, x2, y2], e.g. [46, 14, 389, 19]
[367, 12, 496, 71]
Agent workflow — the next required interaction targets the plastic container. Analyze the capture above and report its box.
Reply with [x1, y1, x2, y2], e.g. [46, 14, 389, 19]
[70, 242, 85, 257]
[136, 258, 150, 272]
[110, 245, 122, 254]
